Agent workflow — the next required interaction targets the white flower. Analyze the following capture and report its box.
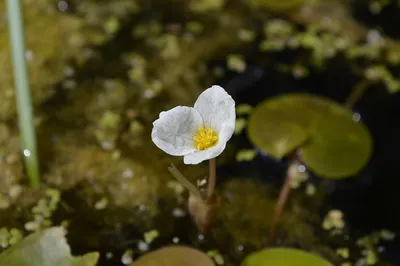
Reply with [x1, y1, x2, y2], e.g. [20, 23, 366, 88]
[151, 85, 236, 164]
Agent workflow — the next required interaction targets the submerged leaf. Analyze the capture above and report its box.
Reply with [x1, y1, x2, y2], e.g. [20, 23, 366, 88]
[0, 227, 99, 266]
[241, 248, 332, 266]
[130, 246, 214, 266]
[247, 93, 372, 179]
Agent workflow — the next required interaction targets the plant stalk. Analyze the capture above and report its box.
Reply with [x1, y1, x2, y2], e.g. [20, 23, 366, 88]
[168, 164, 202, 199]
[207, 158, 216, 199]
[344, 79, 371, 109]
[269, 171, 292, 242]
[6, 0, 40, 188]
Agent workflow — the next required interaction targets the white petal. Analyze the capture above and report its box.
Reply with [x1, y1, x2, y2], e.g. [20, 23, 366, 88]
[152, 106, 203, 156]
[183, 124, 233, 164]
[194, 85, 236, 137]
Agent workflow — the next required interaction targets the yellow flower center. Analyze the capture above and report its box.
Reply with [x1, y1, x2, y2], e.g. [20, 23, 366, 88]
[193, 127, 218, 151]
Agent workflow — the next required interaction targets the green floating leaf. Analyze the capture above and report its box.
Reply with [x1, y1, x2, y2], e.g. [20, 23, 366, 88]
[130, 246, 214, 266]
[247, 93, 372, 179]
[247, 94, 313, 159]
[241, 248, 333, 266]
[0, 227, 99, 266]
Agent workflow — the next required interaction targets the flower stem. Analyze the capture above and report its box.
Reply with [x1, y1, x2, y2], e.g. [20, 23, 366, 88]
[168, 164, 202, 199]
[6, 0, 40, 188]
[207, 158, 216, 199]
[344, 79, 371, 109]
[269, 170, 292, 242]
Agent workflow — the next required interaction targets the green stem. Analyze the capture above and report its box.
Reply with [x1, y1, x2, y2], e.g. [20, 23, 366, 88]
[6, 0, 40, 188]
[207, 158, 216, 199]
[344, 79, 371, 109]
[269, 170, 292, 242]
[168, 164, 202, 199]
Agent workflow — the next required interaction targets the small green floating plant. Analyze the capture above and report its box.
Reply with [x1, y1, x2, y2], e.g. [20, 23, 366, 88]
[5, 0, 40, 188]
[151, 85, 236, 233]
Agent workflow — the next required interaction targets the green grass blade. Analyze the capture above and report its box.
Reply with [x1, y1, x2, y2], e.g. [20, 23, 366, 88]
[6, 0, 40, 188]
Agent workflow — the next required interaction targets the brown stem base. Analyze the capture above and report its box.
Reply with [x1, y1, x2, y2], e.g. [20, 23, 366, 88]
[269, 173, 292, 243]
[168, 159, 219, 234]
[188, 190, 220, 234]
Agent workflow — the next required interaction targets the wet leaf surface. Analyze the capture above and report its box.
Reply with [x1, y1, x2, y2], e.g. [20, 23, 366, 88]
[248, 93, 372, 178]
[130, 245, 214, 266]
[241, 247, 333, 266]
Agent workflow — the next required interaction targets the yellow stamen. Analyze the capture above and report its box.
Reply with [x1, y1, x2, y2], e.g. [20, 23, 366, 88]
[193, 127, 218, 151]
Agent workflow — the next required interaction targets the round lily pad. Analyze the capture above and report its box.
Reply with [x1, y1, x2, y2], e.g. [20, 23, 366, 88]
[241, 248, 333, 266]
[130, 246, 214, 266]
[247, 93, 372, 179]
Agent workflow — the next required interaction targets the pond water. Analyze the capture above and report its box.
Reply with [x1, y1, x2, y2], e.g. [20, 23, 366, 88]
[1, 0, 400, 265]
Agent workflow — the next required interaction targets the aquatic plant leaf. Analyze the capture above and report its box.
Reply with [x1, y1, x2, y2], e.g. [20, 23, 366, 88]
[241, 248, 333, 266]
[130, 246, 214, 266]
[300, 105, 372, 178]
[247, 94, 314, 159]
[249, 0, 308, 12]
[247, 93, 372, 179]
[0, 227, 99, 266]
